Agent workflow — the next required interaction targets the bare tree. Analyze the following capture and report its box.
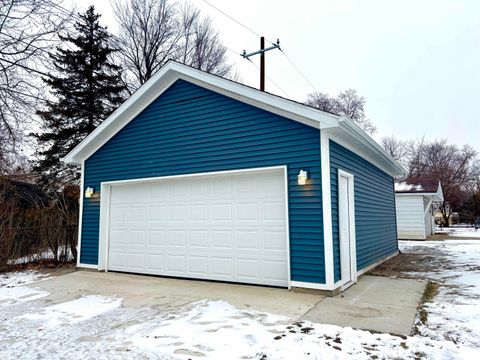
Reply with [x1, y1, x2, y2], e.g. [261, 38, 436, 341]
[113, 0, 231, 90]
[0, 0, 70, 173]
[306, 92, 336, 114]
[175, 3, 230, 77]
[381, 135, 412, 166]
[306, 88, 377, 135]
[408, 138, 478, 226]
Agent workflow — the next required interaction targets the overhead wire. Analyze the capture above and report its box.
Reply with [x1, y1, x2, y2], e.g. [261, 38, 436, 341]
[200, 0, 318, 95]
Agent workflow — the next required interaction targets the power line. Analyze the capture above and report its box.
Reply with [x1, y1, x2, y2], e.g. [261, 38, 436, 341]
[279, 49, 318, 93]
[245, 58, 290, 98]
[224, 46, 289, 97]
[200, 1, 317, 95]
[200, 0, 260, 37]
[200, 0, 276, 44]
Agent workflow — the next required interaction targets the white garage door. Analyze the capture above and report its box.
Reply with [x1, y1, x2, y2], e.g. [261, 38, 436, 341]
[107, 168, 289, 287]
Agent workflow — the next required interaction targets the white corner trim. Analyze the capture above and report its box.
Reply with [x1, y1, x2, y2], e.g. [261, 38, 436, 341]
[77, 263, 99, 270]
[356, 251, 399, 277]
[97, 183, 111, 271]
[283, 166, 292, 290]
[290, 280, 333, 291]
[63, 61, 339, 165]
[321, 130, 334, 288]
[76, 161, 85, 267]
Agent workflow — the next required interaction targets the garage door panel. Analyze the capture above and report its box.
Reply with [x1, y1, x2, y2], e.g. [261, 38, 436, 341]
[212, 231, 232, 249]
[167, 254, 186, 272]
[190, 204, 209, 220]
[237, 258, 259, 278]
[237, 202, 259, 220]
[188, 230, 209, 247]
[147, 230, 166, 247]
[212, 256, 233, 276]
[237, 231, 258, 249]
[264, 231, 287, 250]
[212, 203, 232, 221]
[146, 254, 164, 271]
[188, 255, 209, 275]
[148, 206, 167, 222]
[107, 168, 288, 287]
[167, 230, 186, 247]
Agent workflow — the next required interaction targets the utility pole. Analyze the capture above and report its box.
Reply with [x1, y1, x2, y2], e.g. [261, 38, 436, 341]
[242, 37, 280, 91]
[260, 37, 265, 91]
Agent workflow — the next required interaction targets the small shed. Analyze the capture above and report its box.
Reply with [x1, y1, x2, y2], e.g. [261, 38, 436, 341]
[395, 178, 444, 239]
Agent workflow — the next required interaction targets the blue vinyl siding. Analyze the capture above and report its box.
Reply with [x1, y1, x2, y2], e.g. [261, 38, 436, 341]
[330, 140, 397, 281]
[81, 79, 325, 284]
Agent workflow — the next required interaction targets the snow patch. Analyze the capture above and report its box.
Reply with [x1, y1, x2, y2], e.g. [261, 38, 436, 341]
[22, 295, 122, 326]
[395, 181, 424, 192]
[0, 271, 50, 306]
[400, 240, 480, 349]
[125, 299, 470, 360]
[0, 270, 49, 287]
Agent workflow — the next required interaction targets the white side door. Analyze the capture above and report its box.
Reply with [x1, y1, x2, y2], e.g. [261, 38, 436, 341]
[338, 170, 357, 289]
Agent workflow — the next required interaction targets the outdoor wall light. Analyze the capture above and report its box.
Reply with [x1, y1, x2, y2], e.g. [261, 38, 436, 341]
[297, 169, 308, 185]
[85, 187, 95, 198]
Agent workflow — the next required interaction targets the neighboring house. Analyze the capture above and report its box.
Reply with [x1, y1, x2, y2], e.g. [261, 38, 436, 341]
[395, 178, 444, 239]
[64, 61, 405, 293]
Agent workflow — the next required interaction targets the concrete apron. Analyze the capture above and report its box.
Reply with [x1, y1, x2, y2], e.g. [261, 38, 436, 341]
[31, 270, 322, 319]
[302, 275, 426, 335]
[30, 271, 424, 335]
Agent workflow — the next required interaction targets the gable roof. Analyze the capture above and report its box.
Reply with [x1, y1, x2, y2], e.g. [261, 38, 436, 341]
[395, 177, 444, 200]
[63, 60, 405, 176]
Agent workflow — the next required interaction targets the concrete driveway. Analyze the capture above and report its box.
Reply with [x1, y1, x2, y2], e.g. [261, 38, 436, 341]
[32, 269, 425, 335]
[35, 270, 320, 318]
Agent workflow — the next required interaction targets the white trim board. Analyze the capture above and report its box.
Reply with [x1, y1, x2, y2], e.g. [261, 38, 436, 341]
[76, 160, 85, 267]
[290, 281, 333, 291]
[77, 263, 99, 270]
[320, 131, 334, 288]
[97, 165, 292, 288]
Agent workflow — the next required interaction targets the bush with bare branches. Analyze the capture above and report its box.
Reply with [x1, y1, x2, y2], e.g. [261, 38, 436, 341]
[0, 177, 78, 271]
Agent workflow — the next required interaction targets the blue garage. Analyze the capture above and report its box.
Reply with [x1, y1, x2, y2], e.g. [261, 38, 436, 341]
[64, 61, 405, 292]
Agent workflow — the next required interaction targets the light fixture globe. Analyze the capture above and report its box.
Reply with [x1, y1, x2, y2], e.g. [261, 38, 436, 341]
[297, 169, 308, 185]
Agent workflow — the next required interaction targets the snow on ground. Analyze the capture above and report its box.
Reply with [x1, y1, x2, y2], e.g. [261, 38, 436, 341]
[0, 271, 50, 307]
[0, 270, 49, 287]
[435, 225, 480, 237]
[400, 237, 480, 351]
[21, 295, 122, 327]
[1, 238, 480, 359]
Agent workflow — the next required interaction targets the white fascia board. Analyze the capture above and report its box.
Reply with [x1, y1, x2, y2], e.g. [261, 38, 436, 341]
[63, 61, 339, 165]
[328, 118, 407, 177]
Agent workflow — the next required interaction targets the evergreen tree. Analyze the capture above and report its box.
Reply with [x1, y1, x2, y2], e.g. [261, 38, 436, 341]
[34, 6, 126, 187]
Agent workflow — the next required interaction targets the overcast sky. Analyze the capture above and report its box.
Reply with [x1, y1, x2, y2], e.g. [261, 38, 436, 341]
[73, 0, 480, 151]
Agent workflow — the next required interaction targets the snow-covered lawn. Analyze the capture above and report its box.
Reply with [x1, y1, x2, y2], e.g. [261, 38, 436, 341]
[1, 236, 479, 359]
[400, 239, 480, 350]
[435, 225, 480, 237]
